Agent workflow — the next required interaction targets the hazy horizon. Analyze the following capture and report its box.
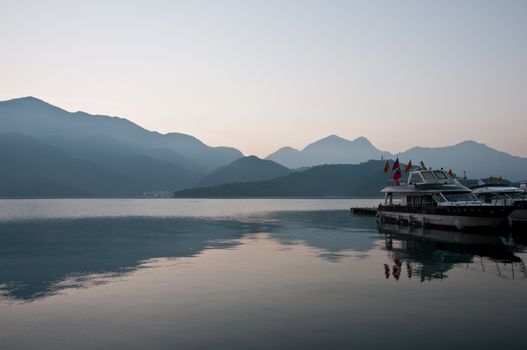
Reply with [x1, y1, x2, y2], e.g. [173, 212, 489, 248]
[2, 0, 526, 157]
[4, 95, 526, 160]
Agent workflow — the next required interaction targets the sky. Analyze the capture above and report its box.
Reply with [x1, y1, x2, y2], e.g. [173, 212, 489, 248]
[1, 0, 526, 157]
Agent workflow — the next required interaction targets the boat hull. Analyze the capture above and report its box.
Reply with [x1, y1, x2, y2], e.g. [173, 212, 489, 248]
[510, 209, 527, 230]
[377, 205, 515, 231]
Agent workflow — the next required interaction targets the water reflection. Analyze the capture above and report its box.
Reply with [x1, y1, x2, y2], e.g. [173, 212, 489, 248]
[266, 211, 377, 261]
[2, 210, 526, 305]
[0, 217, 270, 302]
[2, 208, 527, 350]
[378, 223, 527, 282]
[0, 211, 374, 303]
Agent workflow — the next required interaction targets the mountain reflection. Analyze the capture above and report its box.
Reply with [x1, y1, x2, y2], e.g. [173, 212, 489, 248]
[0, 217, 272, 302]
[265, 211, 377, 261]
[378, 223, 527, 282]
[0, 211, 375, 302]
[3, 210, 524, 303]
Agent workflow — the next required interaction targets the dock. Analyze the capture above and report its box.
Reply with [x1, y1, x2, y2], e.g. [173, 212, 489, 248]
[350, 207, 378, 216]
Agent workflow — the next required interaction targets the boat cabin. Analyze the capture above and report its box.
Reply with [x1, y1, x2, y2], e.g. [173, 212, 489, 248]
[382, 169, 480, 207]
[407, 169, 451, 185]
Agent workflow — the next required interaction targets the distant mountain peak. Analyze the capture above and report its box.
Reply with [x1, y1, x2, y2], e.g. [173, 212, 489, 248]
[306, 135, 378, 151]
[243, 155, 260, 160]
[226, 155, 263, 165]
[309, 135, 374, 148]
[5, 96, 44, 103]
[314, 134, 348, 144]
[195, 155, 290, 187]
[325, 134, 344, 140]
[276, 146, 300, 152]
[266, 134, 391, 168]
[1, 96, 64, 111]
[352, 136, 372, 145]
[455, 140, 485, 147]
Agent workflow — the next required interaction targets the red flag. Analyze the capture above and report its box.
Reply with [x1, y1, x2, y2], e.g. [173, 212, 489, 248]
[448, 169, 453, 177]
[383, 160, 390, 174]
[404, 160, 413, 173]
[393, 167, 402, 184]
[392, 157, 400, 171]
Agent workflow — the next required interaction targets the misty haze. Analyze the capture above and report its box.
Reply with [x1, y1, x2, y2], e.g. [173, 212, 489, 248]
[1, 1, 526, 350]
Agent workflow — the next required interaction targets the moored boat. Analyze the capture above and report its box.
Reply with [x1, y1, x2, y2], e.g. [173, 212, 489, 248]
[377, 166, 517, 231]
[470, 182, 527, 228]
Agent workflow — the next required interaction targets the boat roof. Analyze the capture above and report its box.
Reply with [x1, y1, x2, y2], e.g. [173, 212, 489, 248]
[381, 168, 471, 194]
[381, 183, 471, 194]
[472, 186, 524, 194]
[457, 178, 483, 188]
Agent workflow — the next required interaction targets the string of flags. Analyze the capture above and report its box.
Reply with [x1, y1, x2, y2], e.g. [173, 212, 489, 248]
[384, 160, 505, 186]
[384, 158, 413, 175]
[384, 157, 404, 184]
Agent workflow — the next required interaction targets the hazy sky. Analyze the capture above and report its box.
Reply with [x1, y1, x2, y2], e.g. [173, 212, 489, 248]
[1, 0, 526, 157]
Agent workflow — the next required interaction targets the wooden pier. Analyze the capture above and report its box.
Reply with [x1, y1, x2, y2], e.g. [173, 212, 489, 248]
[350, 207, 378, 216]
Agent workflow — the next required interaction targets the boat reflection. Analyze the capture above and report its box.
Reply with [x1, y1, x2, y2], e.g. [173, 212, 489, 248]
[378, 223, 527, 282]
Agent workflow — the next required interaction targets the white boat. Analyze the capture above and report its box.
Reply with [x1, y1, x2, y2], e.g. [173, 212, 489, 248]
[377, 166, 517, 231]
[471, 183, 527, 228]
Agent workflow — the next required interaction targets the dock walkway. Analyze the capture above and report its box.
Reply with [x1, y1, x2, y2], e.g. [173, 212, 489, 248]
[350, 207, 378, 216]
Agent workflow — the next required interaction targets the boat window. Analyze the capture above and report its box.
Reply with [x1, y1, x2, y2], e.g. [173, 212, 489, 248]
[406, 195, 435, 206]
[442, 192, 479, 202]
[422, 195, 435, 206]
[408, 173, 423, 184]
[421, 171, 435, 180]
[434, 171, 448, 179]
[510, 193, 526, 200]
[432, 193, 446, 203]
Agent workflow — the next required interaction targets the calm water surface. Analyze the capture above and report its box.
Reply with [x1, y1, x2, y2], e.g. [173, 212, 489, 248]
[0, 199, 526, 349]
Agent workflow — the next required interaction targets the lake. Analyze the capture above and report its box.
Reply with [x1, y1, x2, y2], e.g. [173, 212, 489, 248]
[1, 199, 526, 349]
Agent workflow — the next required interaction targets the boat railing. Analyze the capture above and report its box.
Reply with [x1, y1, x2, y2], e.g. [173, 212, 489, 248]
[385, 200, 522, 207]
[385, 179, 409, 186]
[448, 200, 514, 206]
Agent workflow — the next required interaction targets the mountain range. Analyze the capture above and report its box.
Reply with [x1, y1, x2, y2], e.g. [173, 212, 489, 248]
[0, 96, 525, 197]
[266, 136, 527, 181]
[266, 135, 392, 169]
[0, 96, 242, 173]
[396, 141, 527, 181]
[0, 97, 244, 196]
